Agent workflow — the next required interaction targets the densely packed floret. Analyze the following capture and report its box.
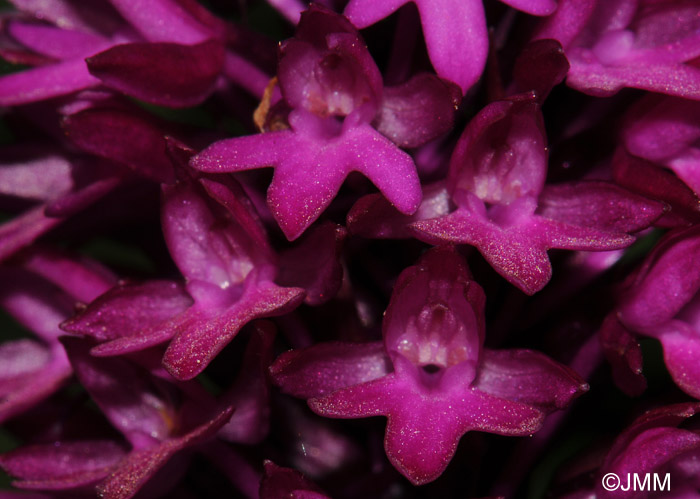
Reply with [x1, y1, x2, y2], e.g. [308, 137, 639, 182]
[1, 0, 700, 497]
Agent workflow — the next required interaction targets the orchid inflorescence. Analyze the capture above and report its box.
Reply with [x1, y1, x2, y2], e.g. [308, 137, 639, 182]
[0, 0, 699, 497]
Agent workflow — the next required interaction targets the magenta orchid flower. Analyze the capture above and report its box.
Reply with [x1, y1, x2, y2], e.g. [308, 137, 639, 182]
[270, 247, 587, 484]
[343, 0, 557, 94]
[349, 94, 664, 294]
[61, 151, 344, 381]
[62, 172, 308, 380]
[3, 0, 700, 495]
[191, 6, 460, 240]
[598, 404, 700, 498]
[0, 0, 276, 107]
[561, 403, 700, 498]
[610, 224, 700, 400]
[0, 250, 114, 423]
[536, 0, 700, 100]
[0, 0, 227, 107]
[0, 336, 234, 498]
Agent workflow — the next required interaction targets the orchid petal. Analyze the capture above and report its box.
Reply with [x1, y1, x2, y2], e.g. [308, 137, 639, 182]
[618, 226, 700, 331]
[343, 0, 405, 29]
[605, 403, 700, 465]
[623, 97, 700, 165]
[0, 340, 51, 387]
[374, 73, 460, 148]
[413, 0, 487, 95]
[252, 123, 419, 240]
[598, 427, 700, 498]
[311, 375, 543, 485]
[537, 217, 635, 251]
[475, 349, 588, 411]
[0, 268, 71, 342]
[512, 39, 570, 102]
[270, 341, 391, 399]
[530, 0, 596, 48]
[412, 212, 553, 295]
[161, 178, 270, 287]
[230, 125, 420, 240]
[0, 151, 73, 201]
[62, 107, 175, 183]
[0, 441, 126, 490]
[163, 282, 305, 380]
[658, 321, 700, 400]
[537, 181, 664, 234]
[8, 0, 123, 34]
[107, 0, 211, 44]
[60, 281, 192, 341]
[199, 177, 274, 266]
[0, 58, 99, 106]
[96, 406, 234, 499]
[307, 374, 393, 419]
[87, 39, 225, 108]
[612, 148, 700, 226]
[0, 206, 64, 263]
[193, 118, 420, 241]
[0, 357, 71, 424]
[89, 325, 177, 357]
[341, 124, 421, 215]
[567, 54, 700, 100]
[190, 131, 285, 174]
[448, 98, 546, 203]
[380, 388, 543, 485]
[500, 0, 556, 16]
[7, 21, 110, 60]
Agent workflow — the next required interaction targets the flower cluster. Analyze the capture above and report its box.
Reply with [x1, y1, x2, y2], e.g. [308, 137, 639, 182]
[0, 0, 699, 497]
